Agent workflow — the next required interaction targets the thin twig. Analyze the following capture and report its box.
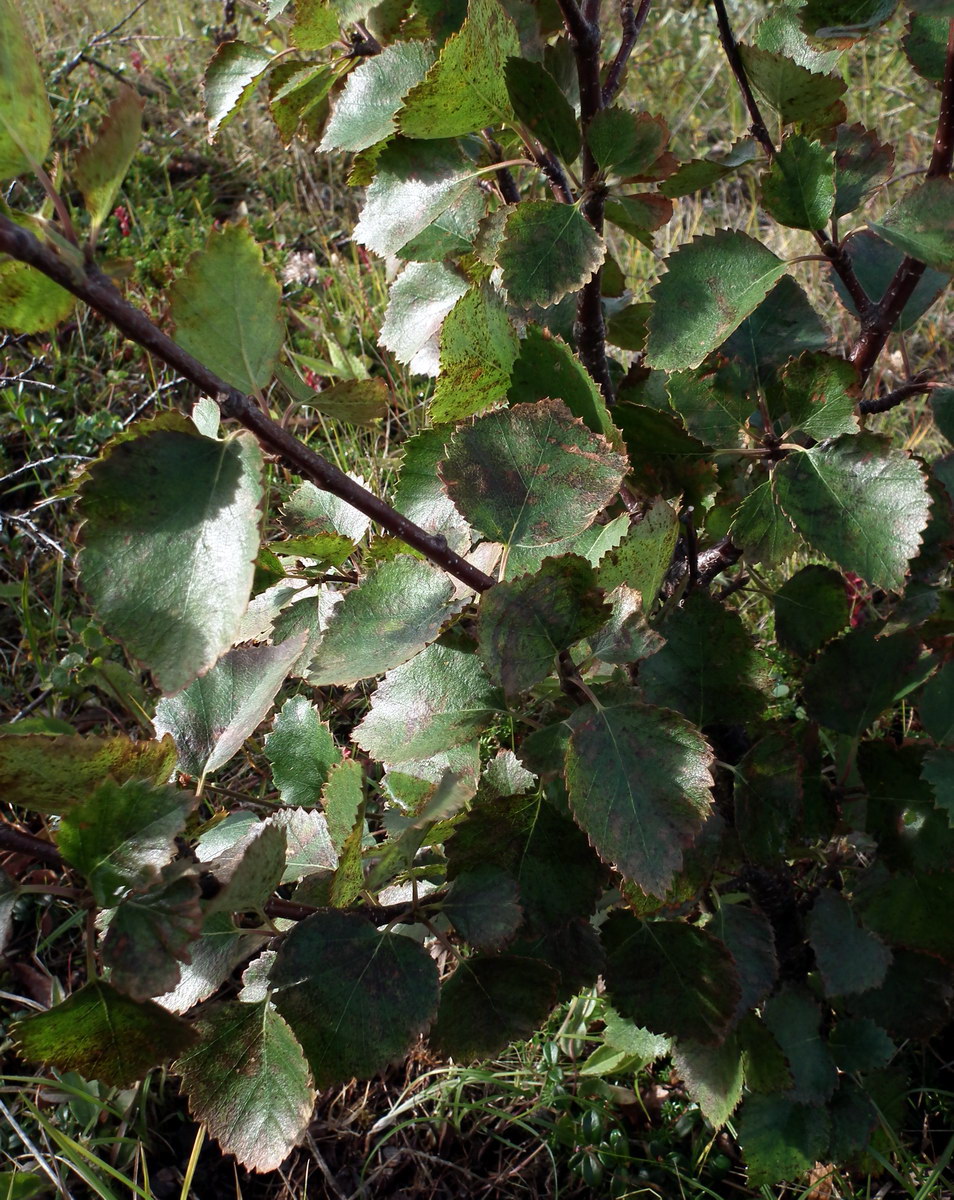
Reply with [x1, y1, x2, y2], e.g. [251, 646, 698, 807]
[602, 0, 651, 104]
[0, 822, 61, 867]
[1, 512, 69, 558]
[710, 0, 774, 158]
[0, 214, 496, 594]
[860, 378, 941, 415]
[483, 130, 521, 205]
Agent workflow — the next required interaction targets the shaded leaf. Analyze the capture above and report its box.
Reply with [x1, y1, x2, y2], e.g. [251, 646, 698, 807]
[12, 980, 197, 1088]
[672, 1035, 744, 1128]
[508, 325, 617, 441]
[154, 635, 307, 779]
[774, 564, 849, 658]
[800, 0, 898, 38]
[266, 696, 341, 808]
[773, 352, 860, 439]
[430, 956, 558, 1059]
[321, 41, 434, 152]
[738, 1094, 830, 1187]
[170, 223, 283, 395]
[738, 44, 846, 125]
[833, 230, 949, 331]
[856, 870, 954, 960]
[869, 178, 954, 273]
[443, 865, 523, 950]
[734, 730, 804, 865]
[919, 660, 954, 743]
[773, 432, 930, 591]
[0, 243, 76, 335]
[78, 418, 264, 694]
[205, 822, 287, 915]
[731, 481, 801, 567]
[763, 987, 838, 1102]
[761, 135, 834, 229]
[711, 904, 778, 1023]
[504, 57, 579, 162]
[586, 108, 668, 178]
[176, 1000, 314, 1173]
[646, 232, 787, 371]
[807, 889, 892, 996]
[603, 913, 740, 1045]
[156, 912, 264, 1013]
[849, 947, 954, 1039]
[267, 62, 334, 145]
[833, 122, 895, 218]
[270, 911, 439, 1087]
[0, 0, 52, 180]
[497, 201, 605, 309]
[565, 702, 714, 897]
[596, 498, 679, 605]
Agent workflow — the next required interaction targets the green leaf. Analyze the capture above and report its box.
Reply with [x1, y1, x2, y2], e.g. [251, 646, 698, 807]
[738, 1094, 831, 1187]
[78, 419, 264, 694]
[291, 0, 340, 49]
[802, 628, 928, 736]
[12, 980, 197, 1088]
[0, 248, 76, 334]
[565, 703, 714, 897]
[176, 1000, 315, 1173]
[869, 178, 954, 274]
[761, 135, 835, 229]
[640, 593, 767, 728]
[308, 556, 457, 685]
[477, 555, 609, 694]
[268, 62, 334, 145]
[507, 325, 617, 441]
[774, 564, 850, 658]
[102, 864, 203, 1000]
[354, 643, 500, 762]
[496, 201, 605, 308]
[721, 275, 830, 386]
[710, 904, 778, 1022]
[440, 399, 626, 550]
[604, 193, 674, 237]
[589, 585, 665, 665]
[266, 696, 341, 807]
[282, 478, 371, 542]
[903, 12, 949, 81]
[73, 87, 143, 230]
[398, 0, 519, 138]
[773, 352, 861, 439]
[204, 822, 287, 915]
[430, 956, 558, 1059]
[731, 482, 801, 567]
[171, 223, 284, 395]
[672, 1036, 744, 1129]
[0, 0, 52, 180]
[267, 807, 337, 883]
[755, 3, 844, 70]
[666, 367, 752, 447]
[504, 511, 630, 580]
[203, 41, 271, 137]
[737, 44, 847, 125]
[0, 1172, 47, 1200]
[586, 108, 668, 178]
[156, 913, 264, 1013]
[270, 911, 439, 1087]
[392, 429, 473, 553]
[645, 232, 787, 371]
[807, 889, 892, 996]
[354, 138, 482, 259]
[832, 230, 949, 330]
[154, 635, 307, 779]
[856, 870, 954, 960]
[919, 659, 954, 743]
[0, 733, 175, 815]
[430, 286, 518, 424]
[56, 779, 195, 907]
[734, 730, 804, 865]
[320, 758, 364, 855]
[504, 57, 580, 163]
[773, 432, 930, 591]
[800, 0, 898, 38]
[833, 122, 895, 218]
[603, 913, 740, 1044]
[442, 865, 523, 950]
[596, 498, 679, 605]
[763, 987, 838, 1102]
[379, 260, 469, 376]
[321, 41, 434, 152]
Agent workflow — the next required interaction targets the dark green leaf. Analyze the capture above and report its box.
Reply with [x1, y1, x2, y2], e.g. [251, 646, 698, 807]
[919, 660, 954, 743]
[78, 419, 264, 694]
[773, 432, 930, 591]
[856, 870, 954, 960]
[102, 865, 203, 1000]
[73, 87, 143, 230]
[730, 481, 802, 567]
[774, 564, 850, 658]
[734, 730, 804, 865]
[829, 1017, 895, 1072]
[497, 201, 605, 309]
[379, 260, 469, 375]
[309, 556, 456, 685]
[710, 904, 778, 1022]
[849, 948, 954, 1038]
[613, 403, 715, 504]
[170, 223, 284, 394]
[392, 429, 473, 553]
[565, 702, 714, 897]
[441, 399, 626, 549]
[507, 325, 617, 441]
[0, 1171, 47, 1199]
[430, 956, 558, 1059]
[589, 585, 665, 664]
[833, 122, 895, 218]
[672, 1035, 744, 1128]
[12, 980, 197, 1087]
[721, 276, 830, 388]
[800, 0, 898, 38]
[586, 108, 668, 177]
[270, 911, 439, 1087]
[504, 57, 580, 162]
[738, 1095, 830, 1187]
[268, 62, 334, 146]
[596, 498, 679, 605]
[763, 987, 838, 1102]
[603, 913, 740, 1044]
[903, 13, 949, 80]
[666, 367, 751, 446]
[802, 628, 927, 736]
[56, 779, 195, 907]
[430, 286, 518, 424]
[807, 889, 892, 996]
[398, 0, 519, 138]
[320, 41, 434, 152]
[354, 643, 500, 762]
[176, 1000, 314, 1172]
[773, 352, 860, 438]
[869, 178, 954, 274]
[203, 41, 271, 137]
[931, 386, 954, 443]
[646, 231, 787, 371]
[266, 696, 341, 807]
[761, 135, 835, 229]
[738, 44, 847, 125]
[604, 193, 674, 236]
[0, 733, 175, 815]
[442, 865, 523, 950]
[154, 635, 307, 779]
[640, 593, 767, 727]
[0, 0, 52, 180]
[477, 555, 608, 694]
[833, 230, 949, 330]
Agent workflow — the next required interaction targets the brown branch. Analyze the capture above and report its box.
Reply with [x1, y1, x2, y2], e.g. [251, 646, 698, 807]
[0, 822, 61, 868]
[602, 0, 651, 104]
[851, 18, 954, 384]
[711, 0, 775, 159]
[0, 214, 495, 594]
[483, 131, 521, 205]
[859, 377, 939, 415]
